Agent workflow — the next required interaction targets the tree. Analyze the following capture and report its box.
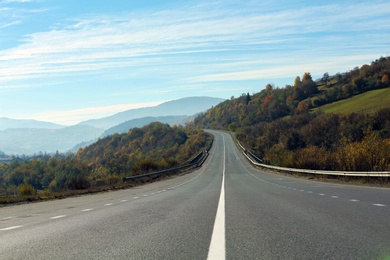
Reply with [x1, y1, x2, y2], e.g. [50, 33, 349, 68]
[382, 74, 389, 87]
[265, 84, 274, 92]
[335, 72, 342, 83]
[245, 92, 251, 105]
[322, 72, 329, 87]
[301, 72, 318, 97]
[296, 101, 309, 114]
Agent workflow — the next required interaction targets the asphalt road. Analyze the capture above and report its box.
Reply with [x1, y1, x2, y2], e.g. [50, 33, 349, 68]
[1, 130, 390, 259]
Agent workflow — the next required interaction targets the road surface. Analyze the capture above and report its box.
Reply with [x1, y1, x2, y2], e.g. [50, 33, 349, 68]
[1, 130, 390, 259]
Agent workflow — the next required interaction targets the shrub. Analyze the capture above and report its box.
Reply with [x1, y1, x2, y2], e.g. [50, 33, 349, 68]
[18, 183, 36, 196]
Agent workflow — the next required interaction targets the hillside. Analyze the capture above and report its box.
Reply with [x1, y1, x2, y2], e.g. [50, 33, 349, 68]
[102, 115, 188, 137]
[0, 122, 212, 194]
[78, 122, 211, 175]
[193, 56, 390, 171]
[315, 88, 390, 115]
[79, 96, 225, 130]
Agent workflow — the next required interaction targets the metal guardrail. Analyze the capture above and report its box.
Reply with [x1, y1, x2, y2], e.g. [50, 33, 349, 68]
[238, 142, 390, 177]
[123, 150, 209, 183]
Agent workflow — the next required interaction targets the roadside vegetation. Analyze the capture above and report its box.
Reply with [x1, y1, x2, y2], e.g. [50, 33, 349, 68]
[0, 122, 212, 204]
[193, 56, 390, 173]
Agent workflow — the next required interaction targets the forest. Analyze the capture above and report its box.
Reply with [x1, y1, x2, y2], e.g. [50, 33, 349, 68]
[0, 122, 212, 199]
[193, 56, 390, 171]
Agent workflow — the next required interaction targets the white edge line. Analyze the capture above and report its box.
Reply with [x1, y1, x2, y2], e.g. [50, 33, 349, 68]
[50, 215, 66, 219]
[0, 225, 23, 231]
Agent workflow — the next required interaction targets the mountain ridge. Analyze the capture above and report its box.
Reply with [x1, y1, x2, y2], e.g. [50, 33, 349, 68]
[78, 96, 225, 130]
[101, 115, 189, 137]
[0, 117, 64, 131]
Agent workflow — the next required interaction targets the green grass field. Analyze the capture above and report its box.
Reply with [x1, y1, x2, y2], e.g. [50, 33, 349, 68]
[315, 88, 390, 114]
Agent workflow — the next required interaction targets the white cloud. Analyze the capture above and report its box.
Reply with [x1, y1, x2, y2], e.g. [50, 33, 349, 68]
[189, 54, 383, 83]
[0, 1, 389, 87]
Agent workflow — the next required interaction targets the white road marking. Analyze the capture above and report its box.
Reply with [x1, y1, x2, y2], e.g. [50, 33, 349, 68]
[120, 200, 128, 202]
[1, 216, 14, 221]
[236, 135, 389, 212]
[207, 135, 226, 260]
[105, 203, 113, 206]
[133, 197, 139, 199]
[50, 215, 66, 219]
[82, 208, 93, 212]
[0, 225, 23, 231]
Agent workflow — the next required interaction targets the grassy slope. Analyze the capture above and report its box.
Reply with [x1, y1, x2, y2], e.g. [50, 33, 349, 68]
[314, 88, 390, 114]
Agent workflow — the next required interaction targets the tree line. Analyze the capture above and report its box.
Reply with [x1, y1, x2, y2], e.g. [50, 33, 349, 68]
[235, 109, 390, 171]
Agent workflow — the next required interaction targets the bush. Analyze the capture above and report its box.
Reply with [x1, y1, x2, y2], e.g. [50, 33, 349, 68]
[18, 183, 36, 196]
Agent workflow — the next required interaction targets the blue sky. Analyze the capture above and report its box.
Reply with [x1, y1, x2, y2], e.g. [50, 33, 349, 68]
[0, 0, 389, 125]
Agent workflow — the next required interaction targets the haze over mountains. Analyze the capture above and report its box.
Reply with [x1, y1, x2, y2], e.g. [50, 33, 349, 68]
[79, 97, 225, 129]
[0, 118, 64, 131]
[0, 97, 224, 155]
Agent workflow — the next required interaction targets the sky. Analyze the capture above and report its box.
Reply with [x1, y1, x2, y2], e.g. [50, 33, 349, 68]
[0, 0, 389, 125]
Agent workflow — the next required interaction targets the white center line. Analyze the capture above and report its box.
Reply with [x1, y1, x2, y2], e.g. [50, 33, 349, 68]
[50, 215, 66, 219]
[1, 216, 14, 221]
[373, 204, 386, 207]
[105, 203, 113, 206]
[82, 208, 93, 212]
[349, 199, 359, 202]
[207, 135, 226, 260]
[0, 225, 23, 231]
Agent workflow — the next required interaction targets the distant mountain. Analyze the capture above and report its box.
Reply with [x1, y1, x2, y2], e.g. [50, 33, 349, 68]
[0, 117, 64, 131]
[0, 125, 104, 155]
[0, 96, 225, 155]
[102, 115, 188, 137]
[79, 96, 225, 130]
